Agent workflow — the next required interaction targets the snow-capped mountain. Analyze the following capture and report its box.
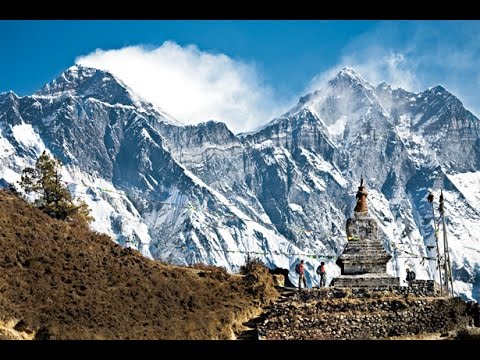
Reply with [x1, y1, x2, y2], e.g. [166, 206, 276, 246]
[1, 65, 479, 301]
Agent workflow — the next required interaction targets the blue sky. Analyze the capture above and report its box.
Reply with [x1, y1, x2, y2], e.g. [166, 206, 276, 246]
[1, 20, 479, 132]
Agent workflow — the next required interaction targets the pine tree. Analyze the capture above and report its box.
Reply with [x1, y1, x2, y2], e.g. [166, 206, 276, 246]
[19, 151, 93, 227]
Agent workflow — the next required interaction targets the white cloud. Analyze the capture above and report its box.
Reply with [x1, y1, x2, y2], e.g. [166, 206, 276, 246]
[346, 51, 420, 92]
[76, 41, 285, 134]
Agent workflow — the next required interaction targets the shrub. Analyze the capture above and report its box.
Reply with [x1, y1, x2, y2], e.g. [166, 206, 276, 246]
[239, 256, 266, 275]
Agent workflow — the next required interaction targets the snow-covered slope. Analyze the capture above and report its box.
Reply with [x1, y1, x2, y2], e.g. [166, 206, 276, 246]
[1, 65, 479, 300]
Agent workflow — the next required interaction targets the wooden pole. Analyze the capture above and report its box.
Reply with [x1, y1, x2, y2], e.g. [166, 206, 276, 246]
[439, 190, 454, 296]
[428, 192, 443, 296]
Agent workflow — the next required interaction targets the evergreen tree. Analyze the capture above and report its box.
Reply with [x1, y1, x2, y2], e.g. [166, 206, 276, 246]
[19, 151, 93, 227]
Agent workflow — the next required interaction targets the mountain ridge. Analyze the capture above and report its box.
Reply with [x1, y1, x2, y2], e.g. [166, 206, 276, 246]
[1, 65, 479, 301]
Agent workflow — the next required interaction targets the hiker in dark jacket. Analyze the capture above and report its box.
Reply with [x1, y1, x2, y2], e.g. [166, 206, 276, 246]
[406, 268, 415, 294]
[474, 302, 480, 327]
[298, 260, 307, 290]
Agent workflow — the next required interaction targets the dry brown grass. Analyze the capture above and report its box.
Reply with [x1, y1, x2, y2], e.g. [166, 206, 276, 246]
[454, 327, 480, 340]
[0, 190, 278, 339]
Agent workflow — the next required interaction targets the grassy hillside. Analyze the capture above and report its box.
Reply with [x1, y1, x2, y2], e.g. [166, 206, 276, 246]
[0, 190, 278, 339]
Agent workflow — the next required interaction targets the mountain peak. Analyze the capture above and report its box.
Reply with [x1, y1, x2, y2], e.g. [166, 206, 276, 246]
[0, 90, 19, 99]
[284, 67, 377, 119]
[34, 64, 137, 107]
[377, 81, 392, 90]
[61, 64, 112, 86]
[422, 85, 456, 101]
[329, 67, 374, 93]
[36, 65, 114, 95]
[429, 85, 447, 93]
[336, 67, 366, 82]
[65, 64, 99, 77]
[338, 66, 361, 76]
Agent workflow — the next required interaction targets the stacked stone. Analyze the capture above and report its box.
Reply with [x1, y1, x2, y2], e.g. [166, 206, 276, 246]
[257, 292, 469, 340]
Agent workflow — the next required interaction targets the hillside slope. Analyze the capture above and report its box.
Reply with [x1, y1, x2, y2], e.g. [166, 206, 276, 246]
[0, 190, 278, 339]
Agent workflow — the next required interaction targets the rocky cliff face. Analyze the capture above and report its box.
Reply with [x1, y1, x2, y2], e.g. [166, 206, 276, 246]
[1, 65, 479, 301]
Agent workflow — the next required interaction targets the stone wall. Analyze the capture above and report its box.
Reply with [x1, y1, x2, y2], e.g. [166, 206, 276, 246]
[334, 274, 399, 288]
[257, 288, 469, 339]
[329, 280, 437, 297]
[402, 280, 438, 297]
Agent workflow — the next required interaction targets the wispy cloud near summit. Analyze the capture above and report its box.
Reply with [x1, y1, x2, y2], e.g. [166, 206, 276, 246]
[308, 21, 480, 116]
[76, 41, 286, 134]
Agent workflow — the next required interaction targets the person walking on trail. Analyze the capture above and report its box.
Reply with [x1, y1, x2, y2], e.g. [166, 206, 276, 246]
[473, 302, 480, 327]
[297, 260, 307, 290]
[406, 268, 416, 294]
[316, 261, 326, 288]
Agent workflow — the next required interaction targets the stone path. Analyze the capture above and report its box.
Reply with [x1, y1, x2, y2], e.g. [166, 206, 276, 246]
[236, 286, 296, 340]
